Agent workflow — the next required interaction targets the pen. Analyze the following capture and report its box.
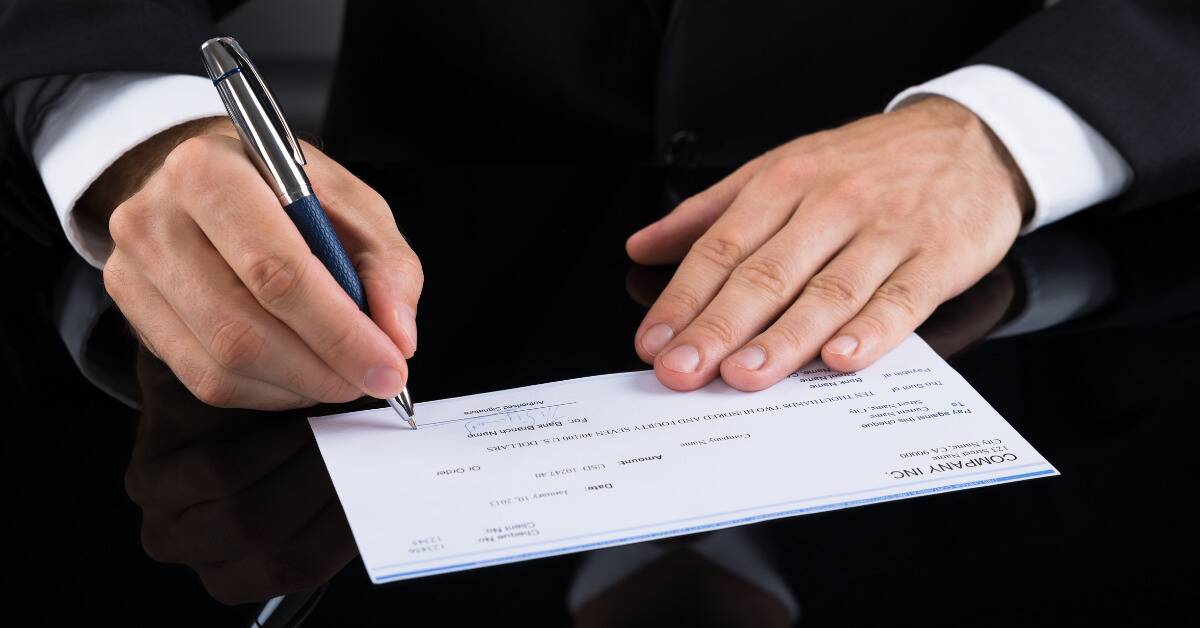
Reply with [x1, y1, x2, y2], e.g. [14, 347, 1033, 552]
[200, 37, 417, 428]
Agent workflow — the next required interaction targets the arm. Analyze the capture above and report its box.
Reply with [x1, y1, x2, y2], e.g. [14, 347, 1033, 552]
[889, 64, 1133, 234]
[627, 1, 1199, 392]
[2, 2, 423, 410]
[0, 1, 223, 244]
[971, 0, 1200, 210]
[32, 73, 225, 266]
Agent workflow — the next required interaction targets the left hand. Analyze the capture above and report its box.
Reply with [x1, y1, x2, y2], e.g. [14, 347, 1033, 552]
[627, 96, 1032, 391]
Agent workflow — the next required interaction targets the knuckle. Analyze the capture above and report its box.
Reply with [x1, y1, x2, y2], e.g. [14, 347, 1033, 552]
[658, 286, 705, 316]
[101, 259, 127, 302]
[123, 466, 148, 506]
[195, 448, 246, 495]
[162, 135, 218, 182]
[690, 235, 745, 272]
[320, 319, 363, 362]
[854, 310, 894, 339]
[732, 255, 792, 301]
[220, 501, 271, 549]
[386, 241, 424, 284]
[876, 189, 914, 216]
[209, 318, 266, 371]
[805, 273, 861, 310]
[108, 201, 150, 250]
[140, 526, 172, 563]
[765, 154, 813, 186]
[825, 174, 873, 206]
[689, 313, 739, 347]
[311, 372, 360, 404]
[773, 323, 804, 349]
[245, 253, 308, 309]
[189, 367, 239, 407]
[768, 316, 811, 349]
[874, 279, 925, 319]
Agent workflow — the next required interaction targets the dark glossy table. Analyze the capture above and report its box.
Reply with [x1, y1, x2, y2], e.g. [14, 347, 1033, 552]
[1, 165, 1195, 626]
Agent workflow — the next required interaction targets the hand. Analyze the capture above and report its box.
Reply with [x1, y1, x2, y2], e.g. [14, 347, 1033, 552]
[93, 118, 421, 409]
[627, 96, 1032, 391]
[126, 348, 355, 604]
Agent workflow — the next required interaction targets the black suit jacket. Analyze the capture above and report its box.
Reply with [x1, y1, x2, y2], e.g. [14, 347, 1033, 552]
[2, 1, 1199, 246]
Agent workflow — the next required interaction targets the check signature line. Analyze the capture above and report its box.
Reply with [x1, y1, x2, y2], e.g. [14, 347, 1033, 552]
[416, 401, 580, 428]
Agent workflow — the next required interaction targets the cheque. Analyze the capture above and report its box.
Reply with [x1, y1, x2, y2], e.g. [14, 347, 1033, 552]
[310, 335, 1057, 583]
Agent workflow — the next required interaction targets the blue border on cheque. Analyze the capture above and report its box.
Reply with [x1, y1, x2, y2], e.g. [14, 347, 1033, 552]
[371, 464, 1057, 583]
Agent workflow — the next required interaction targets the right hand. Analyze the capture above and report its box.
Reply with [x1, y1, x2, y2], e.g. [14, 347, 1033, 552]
[97, 118, 422, 409]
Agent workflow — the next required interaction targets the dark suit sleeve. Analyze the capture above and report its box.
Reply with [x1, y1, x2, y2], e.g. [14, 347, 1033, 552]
[971, 0, 1200, 211]
[0, 1, 231, 245]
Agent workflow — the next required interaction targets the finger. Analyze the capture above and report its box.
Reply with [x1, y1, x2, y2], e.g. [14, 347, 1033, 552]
[717, 235, 909, 391]
[164, 135, 410, 399]
[126, 416, 310, 513]
[150, 441, 332, 563]
[104, 252, 312, 409]
[821, 258, 946, 372]
[304, 149, 423, 358]
[633, 157, 818, 363]
[652, 209, 861, 391]
[626, 154, 765, 265]
[114, 196, 361, 404]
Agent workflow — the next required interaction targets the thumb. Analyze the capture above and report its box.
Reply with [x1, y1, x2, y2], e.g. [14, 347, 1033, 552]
[625, 156, 763, 265]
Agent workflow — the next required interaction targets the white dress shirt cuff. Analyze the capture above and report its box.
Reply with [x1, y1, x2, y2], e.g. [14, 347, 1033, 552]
[887, 64, 1133, 234]
[32, 72, 225, 268]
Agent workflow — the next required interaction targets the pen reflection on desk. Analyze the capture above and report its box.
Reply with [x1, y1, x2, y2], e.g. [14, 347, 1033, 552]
[200, 36, 417, 428]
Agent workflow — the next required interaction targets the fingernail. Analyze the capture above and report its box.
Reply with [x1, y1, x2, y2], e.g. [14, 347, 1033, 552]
[397, 305, 418, 357]
[661, 345, 701, 373]
[640, 323, 674, 356]
[825, 335, 860, 357]
[728, 345, 766, 371]
[364, 365, 406, 397]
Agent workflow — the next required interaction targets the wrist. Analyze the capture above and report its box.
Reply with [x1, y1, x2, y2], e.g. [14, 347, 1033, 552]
[77, 116, 236, 232]
[896, 95, 1034, 228]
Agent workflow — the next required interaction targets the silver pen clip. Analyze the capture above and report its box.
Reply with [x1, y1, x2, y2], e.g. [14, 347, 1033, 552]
[202, 37, 305, 165]
[201, 37, 312, 204]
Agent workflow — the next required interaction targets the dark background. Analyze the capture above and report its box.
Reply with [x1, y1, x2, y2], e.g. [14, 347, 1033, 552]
[1, 162, 1195, 625]
[1, 2, 1196, 624]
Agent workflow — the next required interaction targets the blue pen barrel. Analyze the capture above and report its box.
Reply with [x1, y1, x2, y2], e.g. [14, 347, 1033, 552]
[283, 194, 367, 311]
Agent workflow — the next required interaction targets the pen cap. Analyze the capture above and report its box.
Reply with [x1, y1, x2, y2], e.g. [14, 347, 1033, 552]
[201, 37, 312, 205]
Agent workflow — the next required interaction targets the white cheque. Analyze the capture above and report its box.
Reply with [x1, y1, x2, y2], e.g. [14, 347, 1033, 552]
[310, 335, 1057, 584]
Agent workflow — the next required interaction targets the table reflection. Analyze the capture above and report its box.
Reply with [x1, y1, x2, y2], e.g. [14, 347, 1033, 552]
[5, 166, 1198, 625]
[128, 347, 356, 605]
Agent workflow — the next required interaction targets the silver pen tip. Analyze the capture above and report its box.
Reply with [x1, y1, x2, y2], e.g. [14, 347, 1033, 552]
[387, 387, 417, 429]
